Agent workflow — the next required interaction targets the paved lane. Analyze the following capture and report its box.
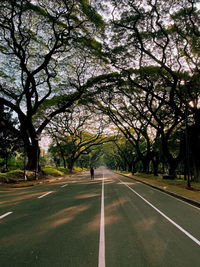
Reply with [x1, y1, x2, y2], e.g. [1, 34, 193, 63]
[104, 169, 200, 266]
[0, 171, 102, 267]
[1, 168, 200, 266]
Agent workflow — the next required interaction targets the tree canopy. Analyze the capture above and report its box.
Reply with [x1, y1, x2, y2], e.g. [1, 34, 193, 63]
[0, 0, 105, 170]
[1, 0, 200, 183]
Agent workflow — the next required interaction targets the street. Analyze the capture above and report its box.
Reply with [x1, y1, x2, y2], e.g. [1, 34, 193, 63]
[0, 167, 200, 266]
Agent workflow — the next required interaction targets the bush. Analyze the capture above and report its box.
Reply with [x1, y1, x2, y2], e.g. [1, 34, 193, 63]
[42, 167, 65, 177]
[0, 169, 24, 183]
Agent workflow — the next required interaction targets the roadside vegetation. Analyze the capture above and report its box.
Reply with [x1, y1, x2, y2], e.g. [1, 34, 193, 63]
[0, 0, 200, 196]
[0, 164, 86, 184]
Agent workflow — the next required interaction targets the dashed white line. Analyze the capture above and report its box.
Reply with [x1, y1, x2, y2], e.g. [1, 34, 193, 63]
[98, 171, 105, 267]
[38, 191, 53, 199]
[119, 178, 200, 247]
[61, 184, 68, 188]
[0, 212, 13, 220]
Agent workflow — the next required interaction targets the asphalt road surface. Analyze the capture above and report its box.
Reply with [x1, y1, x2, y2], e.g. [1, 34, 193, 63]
[0, 167, 200, 267]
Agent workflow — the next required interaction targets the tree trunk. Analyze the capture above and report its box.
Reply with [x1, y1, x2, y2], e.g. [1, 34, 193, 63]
[168, 160, 178, 178]
[152, 152, 159, 176]
[67, 158, 75, 173]
[193, 164, 200, 182]
[26, 142, 40, 173]
[55, 140, 66, 168]
[191, 127, 200, 182]
[189, 123, 200, 182]
[127, 162, 132, 173]
[152, 159, 159, 176]
[5, 151, 8, 171]
[161, 135, 184, 179]
[131, 164, 136, 175]
[141, 156, 150, 173]
[63, 158, 66, 169]
[20, 119, 41, 176]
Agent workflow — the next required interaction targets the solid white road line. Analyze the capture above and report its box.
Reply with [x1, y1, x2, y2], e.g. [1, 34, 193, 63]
[98, 171, 105, 267]
[38, 191, 53, 199]
[129, 175, 200, 210]
[119, 178, 200, 247]
[0, 212, 13, 220]
[61, 184, 68, 188]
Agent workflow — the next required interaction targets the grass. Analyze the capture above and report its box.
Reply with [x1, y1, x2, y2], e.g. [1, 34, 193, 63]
[133, 172, 200, 189]
[43, 166, 86, 176]
[0, 166, 86, 184]
[0, 167, 66, 183]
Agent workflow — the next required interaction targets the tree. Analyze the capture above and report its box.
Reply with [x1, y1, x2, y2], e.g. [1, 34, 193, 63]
[76, 145, 104, 169]
[87, 0, 200, 180]
[102, 141, 123, 170]
[114, 137, 138, 174]
[0, 105, 22, 171]
[85, 79, 161, 174]
[110, 0, 200, 180]
[47, 105, 111, 172]
[0, 0, 105, 174]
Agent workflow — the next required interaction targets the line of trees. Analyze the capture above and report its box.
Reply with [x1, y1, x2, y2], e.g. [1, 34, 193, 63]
[102, 132, 189, 179]
[47, 105, 112, 172]
[83, 0, 200, 182]
[1, 0, 200, 183]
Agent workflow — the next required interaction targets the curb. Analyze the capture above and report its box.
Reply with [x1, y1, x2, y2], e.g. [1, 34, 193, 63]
[115, 172, 200, 209]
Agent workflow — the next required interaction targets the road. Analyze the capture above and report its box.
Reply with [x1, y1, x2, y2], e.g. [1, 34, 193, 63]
[0, 167, 200, 266]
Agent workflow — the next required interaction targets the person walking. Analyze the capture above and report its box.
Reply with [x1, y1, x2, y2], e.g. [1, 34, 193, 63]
[90, 167, 94, 180]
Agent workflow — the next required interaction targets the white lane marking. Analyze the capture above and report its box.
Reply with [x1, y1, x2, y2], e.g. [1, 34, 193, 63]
[119, 178, 200, 247]
[98, 171, 105, 267]
[150, 184, 200, 210]
[38, 191, 53, 199]
[0, 212, 13, 220]
[123, 174, 200, 211]
[61, 184, 68, 188]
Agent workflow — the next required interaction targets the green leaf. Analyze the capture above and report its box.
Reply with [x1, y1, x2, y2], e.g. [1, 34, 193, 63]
[23, 2, 48, 17]
[79, 0, 105, 28]
[0, 45, 8, 53]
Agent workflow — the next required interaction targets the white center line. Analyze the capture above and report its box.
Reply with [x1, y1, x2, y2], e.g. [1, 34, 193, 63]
[98, 171, 105, 267]
[61, 184, 68, 188]
[0, 212, 13, 220]
[119, 178, 200, 247]
[38, 191, 53, 199]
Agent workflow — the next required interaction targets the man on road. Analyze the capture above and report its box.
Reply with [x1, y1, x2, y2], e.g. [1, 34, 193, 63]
[90, 167, 94, 180]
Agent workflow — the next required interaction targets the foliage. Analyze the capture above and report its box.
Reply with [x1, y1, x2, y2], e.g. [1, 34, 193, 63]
[0, 105, 23, 171]
[78, 0, 200, 183]
[1, 0, 200, 185]
[42, 167, 67, 177]
[0, 169, 25, 183]
[47, 105, 111, 171]
[0, 0, 106, 172]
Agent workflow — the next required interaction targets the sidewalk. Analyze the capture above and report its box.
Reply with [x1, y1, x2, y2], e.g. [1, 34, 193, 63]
[116, 172, 200, 208]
